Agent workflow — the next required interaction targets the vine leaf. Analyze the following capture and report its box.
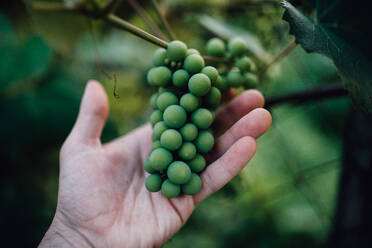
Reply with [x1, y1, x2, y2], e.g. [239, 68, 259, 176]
[282, 0, 372, 113]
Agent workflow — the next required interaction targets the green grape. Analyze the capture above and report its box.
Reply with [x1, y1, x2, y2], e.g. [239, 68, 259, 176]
[227, 70, 244, 87]
[170, 61, 177, 68]
[178, 142, 197, 161]
[158, 87, 168, 94]
[152, 48, 167, 66]
[167, 161, 191, 184]
[206, 38, 226, 57]
[188, 73, 211, 96]
[228, 37, 247, 57]
[172, 69, 190, 87]
[182, 173, 202, 195]
[161, 179, 181, 198]
[204, 87, 221, 110]
[153, 121, 168, 140]
[147, 68, 155, 85]
[180, 123, 198, 141]
[191, 108, 214, 129]
[145, 174, 162, 192]
[214, 75, 229, 92]
[235, 56, 252, 72]
[151, 66, 172, 86]
[163, 105, 187, 128]
[150, 110, 163, 126]
[195, 130, 214, 153]
[180, 93, 199, 112]
[156, 92, 178, 111]
[150, 93, 159, 109]
[167, 40, 187, 61]
[144, 158, 157, 174]
[151, 140, 161, 151]
[150, 148, 173, 171]
[201, 66, 218, 83]
[243, 72, 259, 88]
[186, 48, 200, 56]
[188, 154, 206, 172]
[184, 54, 205, 74]
[152, 132, 158, 141]
[158, 86, 183, 96]
[160, 129, 183, 151]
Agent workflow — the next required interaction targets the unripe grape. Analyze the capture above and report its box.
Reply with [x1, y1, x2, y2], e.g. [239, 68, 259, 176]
[227, 70, 244, 87]
[161, 179, 181, 198]
[214, 75, 229, 92]
[184, 54, 205, 74]
[153, 121, 168, 140]
[145, 174, 162, 192]
[243, 72, 259, 88]
[195, 130, 214, 153]
[163, 105, 187, 128]
[188, 154, 206, 172]
[182, 173, 202, 195]
[178, 142, 197, 161]
[160, 129, 183, 151]
[191, 108, 214, 129]
[150, 93, 159, 109]
[144, 158, 157, 174]
[156, 92, 178, 111]
[159, 86, 183, 96]
[186, 48, 200, 56]
[180, 123, 198, 141]
[151, 66, 172, 86]
[206, 38, 226, 57]
[167, 40, 187, 61]
[152, 132, 158, 141]
[201, 66, 218, 83]
[204, 87, 221, 110]
[152, 48, 167, 66]
[180, 93, 199, 112]
[147, 68, 155, 85]
[235, 56, 252, 72]
[151, 140, 161, 151]
[150, 148, 173, 171]
[150, 110, 163, 126]
[172, 69, 190, 87]
[188, 73, 211, 96]
[167, 161, 191, 184]
[228, 37, 247, 57]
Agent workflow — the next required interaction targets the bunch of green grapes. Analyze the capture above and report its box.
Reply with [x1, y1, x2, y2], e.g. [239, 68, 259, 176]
[145, 41, 221, 198]
[205, 37, 259, 91]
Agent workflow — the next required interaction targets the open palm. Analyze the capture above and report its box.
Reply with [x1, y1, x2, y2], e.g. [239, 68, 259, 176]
[40, 81, 271, 248]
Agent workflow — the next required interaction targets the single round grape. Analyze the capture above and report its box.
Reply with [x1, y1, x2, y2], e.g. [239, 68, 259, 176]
[172, 69, 190, 87]
[178, 142, 197, 161]
[167, 161, 191, 184]
[180, 123, 198, 141]
[206, 38, 226, 57]
[195, 130, 214, 153]
[186, 48, 200, 56]
[163, 105, 187, 128]
[228, 37, 247, 57]
[150, 93, 159, 109]
[180, 93, 199, 112]
[160, 129, 183, 151]
[182, 173, 202, 195]
[204, 87, 221, 110]
[151, 66, 172, 86]
[235, 56, 252, 72]
[188, 154, 206, 172]
[150, 110, 163, 126]
[214, 75, 229, 92]
[191, 108, 214, 129]
[161, 179, 181, 198]
[149, 148, 173, 171]
[201, 66, 218, 83]
[227, 70, 244, 87]
[151, 140, 161, 151]
[145, 174, 162, 192]
[152, 48, 167, 66]
[243, 72, 259, 88]
[188, 73, 211, 96]
[153, 121, 168, 140]
[147, 68, 155, 85]
[144, 158, 157, 174]
[156, 92, 178, 111]
[184, 54, 205, 74]
[167, 40, 187, 61]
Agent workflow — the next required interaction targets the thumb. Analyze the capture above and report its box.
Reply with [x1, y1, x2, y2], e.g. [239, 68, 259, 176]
[69, 80, 109, 144]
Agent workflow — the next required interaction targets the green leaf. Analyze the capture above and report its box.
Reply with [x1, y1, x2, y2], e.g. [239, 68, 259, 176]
[282, 1, 372, 113]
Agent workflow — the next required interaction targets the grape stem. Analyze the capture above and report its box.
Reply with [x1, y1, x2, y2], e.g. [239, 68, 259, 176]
[151, 0, 177, 40]
[202, 56, 231, 64]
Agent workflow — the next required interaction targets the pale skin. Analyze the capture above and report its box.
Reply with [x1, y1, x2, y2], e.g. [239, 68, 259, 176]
[39, 80, 272, 248]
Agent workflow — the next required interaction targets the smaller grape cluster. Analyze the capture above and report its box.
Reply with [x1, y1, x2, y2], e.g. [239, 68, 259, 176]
[145, 40, 222, 198]
[205, 37, 258, 91]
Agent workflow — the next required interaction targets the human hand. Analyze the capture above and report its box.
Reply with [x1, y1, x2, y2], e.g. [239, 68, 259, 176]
[39, 80, 271, 248]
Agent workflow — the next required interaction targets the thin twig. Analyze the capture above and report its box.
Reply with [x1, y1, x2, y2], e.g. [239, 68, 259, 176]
[128, 0, 168, 40]
[202, 56, 231, 64]
[151, 0, 176, 40]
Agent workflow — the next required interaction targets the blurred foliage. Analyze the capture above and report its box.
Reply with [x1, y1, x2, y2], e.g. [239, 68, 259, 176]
[0, 0, 355, 247]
